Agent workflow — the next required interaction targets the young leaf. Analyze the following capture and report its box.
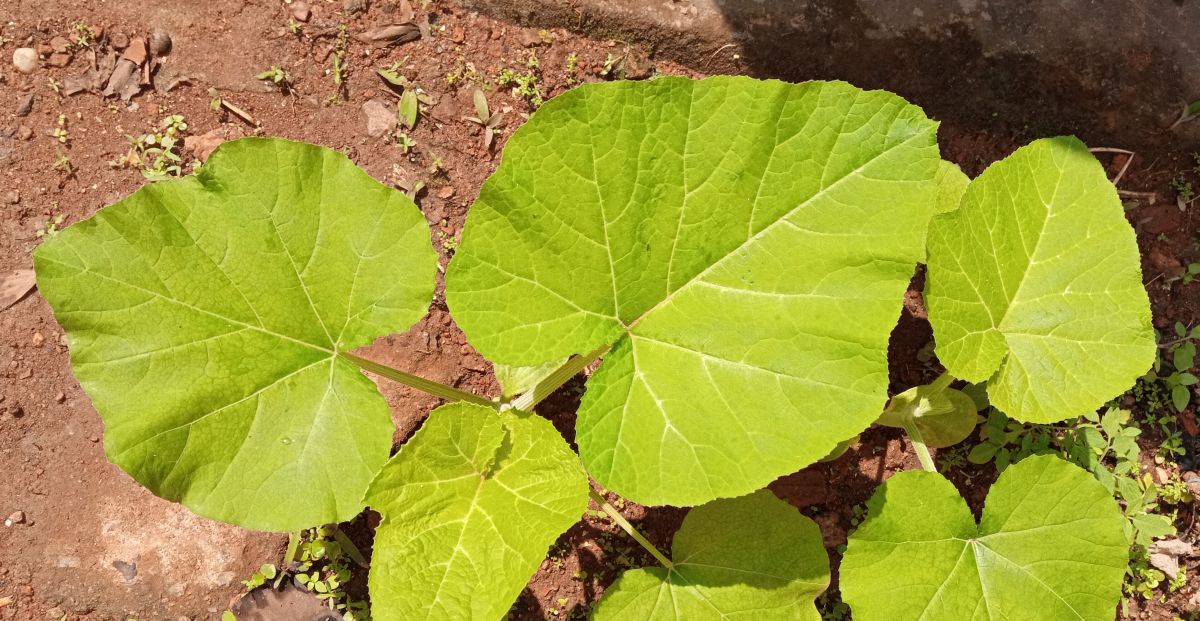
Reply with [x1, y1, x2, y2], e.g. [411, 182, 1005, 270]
[841, 455, 1127, 620]
[494, 357, 568, 399]
[877, 382, 978, 448]
[925, 137, 1155, 423]
[366, 403, 588, 621]
[447, 77, 941, 506]
[933, 160, 969, 215]
[592, 490, 829, 620]
[33, 137, 438, 530]
[398, 89, 418, 131]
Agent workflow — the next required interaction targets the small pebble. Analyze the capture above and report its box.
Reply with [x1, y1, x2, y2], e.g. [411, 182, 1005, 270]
[148, 31, 172, 56]
[47, 53, 71, 68]
[31, 332, 44, 347]
[4, 511, 24, 527]
[12, 47, 37, 74]
[49, 36, 71, 53]
[110, 32, 129, 49]
[54, 392, 65, 403]
[290, 0, 311, 21]
[4, 190, 18, 204]
[16, 93, 33, 116]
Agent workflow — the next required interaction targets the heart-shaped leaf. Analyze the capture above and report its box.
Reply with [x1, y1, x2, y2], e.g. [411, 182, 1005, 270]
[925, 137, 1155, 422]
[593, 490, 829, 620]
[448, 77, 940, 505]
[34, 137, 437, 530]
[841, 455, 1127, 620]
[366, 403, 588, 621]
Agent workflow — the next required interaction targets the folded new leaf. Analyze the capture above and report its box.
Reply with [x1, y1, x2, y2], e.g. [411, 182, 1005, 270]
[841, 455, 1127, 620]
[448, 76, 941, 506]
[33, 137, 438, 531]
[366, 403, 589, 621]
[593, 490, 829, 620]
[925, 137, 1155, 422]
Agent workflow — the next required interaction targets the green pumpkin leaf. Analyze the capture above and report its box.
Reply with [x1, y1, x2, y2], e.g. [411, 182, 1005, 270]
[841, 455, 1127, 620]
[34, 137, 437, 530]
[448, 76, 940, 505]
[366, 403, 588, 621]
[877, 382, 978, 448]
[925, 137, 1155, 423]
[593, 490, 829, 620]
[933, 160, 969, 215]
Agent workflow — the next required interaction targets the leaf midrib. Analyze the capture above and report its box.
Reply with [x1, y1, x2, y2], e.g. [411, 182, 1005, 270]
[40, 255, 335, 356]
[621, 115, 928, 335]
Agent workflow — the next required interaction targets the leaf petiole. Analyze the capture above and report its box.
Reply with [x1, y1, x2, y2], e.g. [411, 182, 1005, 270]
[901, 418, 938, 473]
[509, 344, 611, 411]
[339, 352, 498, 408]
[588, 488, 673, 569]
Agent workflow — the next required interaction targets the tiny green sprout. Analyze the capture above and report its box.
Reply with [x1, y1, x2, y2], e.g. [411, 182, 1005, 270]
[52, 114, 69, 144]
[395, 132, 417, 154]
[36, 213, 66, 238]
[565, 52, 580, 85]
[287, 19, 302, 35]
[221, 612, 237, 621]
[1171, 173, 1195, 209]
[52, 153, 73, 175]
[329, 24, 349, 100]
[256, 66, 290, 87]
[72, 22, 97, 47]
[429, 153, 446, 175]
[1183, 262, 1200, 284]
[463, 89, 504, 150]
[539, 29, 555, 44]
[497, 67, 544, 108]
[241, 563, 277, 590]
[377, 61, 409, 89]
[47, 77, 62, 96]
[599, 53, 618, 78]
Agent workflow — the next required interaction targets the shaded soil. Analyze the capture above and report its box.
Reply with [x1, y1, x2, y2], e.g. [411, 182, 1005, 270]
[0, 0, 1197, 620]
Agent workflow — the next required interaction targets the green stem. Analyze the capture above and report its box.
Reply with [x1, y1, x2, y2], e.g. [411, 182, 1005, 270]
[340, 352, 498, 408]
[926, 370, 954, 395]
[276, 530, 303, 588]
[901, 419, 938, 473]
[589, 489, 673, 569]
[510, 344, 611, 412]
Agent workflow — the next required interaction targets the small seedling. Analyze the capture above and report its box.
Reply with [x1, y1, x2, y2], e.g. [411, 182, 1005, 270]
[255, 66, 290, 90]
[1171, 173, 1195, 209]
[72, 23, 97, 47]
[329, 24, 349, 103]
[52, 114, 68, 144]
[398, 89, 418, 131]
[565, 52, 580, 86]
[395, 132, 416, 154]
[497, 55, 544, 108]
[115, 114, 190, 180]
[241, 563, 277, 590]
[463, 89, 504, 150]
[377, 61, 409, 89]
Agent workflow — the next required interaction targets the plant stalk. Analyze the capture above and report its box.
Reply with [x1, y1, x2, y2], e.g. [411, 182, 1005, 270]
[901, 419, 938, 473]
[510, 344, 611, 411]
[589, 489, 673, 569]
[340, 352, 498, 408]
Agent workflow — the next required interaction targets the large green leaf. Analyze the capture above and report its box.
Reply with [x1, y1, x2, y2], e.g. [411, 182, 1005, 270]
[34, 137, 437, 530]
[925, 137, 1154, 422]
[841, 455, 1127, 620]
[448, 77, 940, 505]
[593, 490, 829, 620]
[366, 403, 588, 621]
